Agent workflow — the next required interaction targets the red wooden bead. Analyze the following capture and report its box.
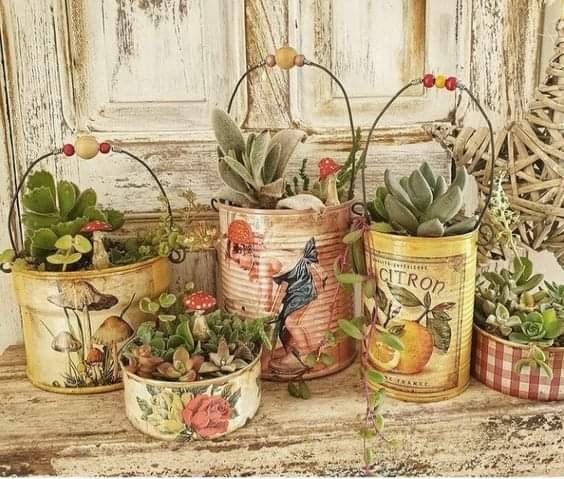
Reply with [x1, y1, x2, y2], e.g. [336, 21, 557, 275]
[445, 76, 457, 91]
[99, 142, 111, 154]
[62, 144, 75, 156]
[422, 74, 435, 88]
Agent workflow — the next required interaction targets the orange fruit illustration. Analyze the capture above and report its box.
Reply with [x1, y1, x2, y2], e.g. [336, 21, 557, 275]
[369, 321, 433, 375]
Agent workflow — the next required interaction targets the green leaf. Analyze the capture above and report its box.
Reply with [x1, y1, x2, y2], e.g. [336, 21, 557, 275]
[303, 353, 317, 368]
[343, 229, 363, 244]
[22, 212, 62, 230]
[139, 298, 159, 314]
[367, 369, 385, 384]
[514, 358, 535, 374]
[369, 389, 384, 407]
[370, 222, 394, 233]
[380, 330, 404, 351]
[54, 234, 73, 250]
[335, 273, 366, 285]
[150, 337, 166, 351]
[387, 283, 423, 307]
[136, 321, 156, 343]
[105, 209, 125, 230]
[426, 316, 452, 353]
[542, 308, 562, 339]
[288, 382, 301, 399]
[158, 292, 177, 309]
[23, 186, 57, 214]
[69, 188, 97, 219]
[27, 170, 56, 197]
[176, 321, 195, 350]
[158, 314, 177, 323]
[517, 257, 533, 283]
[73, 235, 92, 254]
[31, 228, 58, 250]
[83, 205, 108, 222]
[338, 319, 364, 340]
[365, 447, 375, 466]
[298, 381, 311, 399]
[363, 279, 376, 299]
[51, 217, 88, 236]
[424, 291, 431, 308]
[374, 414, 385, 432]
[0, 249, 15, 264]
[57, 180, 77, 217]
[538, 361, 553, 380]
[496, 303, 510, 321]
[319, 353, 334, 367]
[47, 252, 81, 265]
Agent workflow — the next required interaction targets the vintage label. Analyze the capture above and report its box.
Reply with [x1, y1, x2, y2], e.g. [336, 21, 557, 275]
[366, 249, 473, 396]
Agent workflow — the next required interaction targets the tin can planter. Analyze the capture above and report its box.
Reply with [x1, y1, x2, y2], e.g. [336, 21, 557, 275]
[473, 325, 564, 401]
[122, 351, 261, 441]
[13, 257, 171, 394]
[364, 230, 477, 402]
[217, 202, 355, 380]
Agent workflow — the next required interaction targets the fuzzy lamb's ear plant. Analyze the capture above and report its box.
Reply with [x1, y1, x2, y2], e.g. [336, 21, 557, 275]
[369, 162, 476, 237]
[212, 108, 308, 209]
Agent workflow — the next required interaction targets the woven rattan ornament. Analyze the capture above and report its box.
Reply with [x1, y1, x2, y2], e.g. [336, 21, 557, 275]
[432, 18, 564, 266]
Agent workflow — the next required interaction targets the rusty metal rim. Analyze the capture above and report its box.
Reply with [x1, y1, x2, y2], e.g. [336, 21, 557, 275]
[473, 324, 564, 353]
[121, 347, 262, 388]
[11, 255, 169, 280]
[216, 199, 356, 217]
[366, 229, 478, 243]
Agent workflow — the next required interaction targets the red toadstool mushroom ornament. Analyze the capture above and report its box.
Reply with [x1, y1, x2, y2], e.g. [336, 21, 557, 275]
[80, 220, 113, 234]
[318, 158, 343, 207]
[183, 291, 217, 340]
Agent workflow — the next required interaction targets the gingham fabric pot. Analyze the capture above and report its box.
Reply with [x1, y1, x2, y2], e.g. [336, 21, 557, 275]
[472, 325, 564, 401]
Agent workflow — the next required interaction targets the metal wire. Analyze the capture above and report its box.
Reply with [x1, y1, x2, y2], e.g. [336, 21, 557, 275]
[359, 79, 497, 229]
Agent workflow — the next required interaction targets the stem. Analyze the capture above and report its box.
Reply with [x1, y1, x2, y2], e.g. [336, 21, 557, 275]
[415, 307, 430, 324]
[72, 309, 85, 362]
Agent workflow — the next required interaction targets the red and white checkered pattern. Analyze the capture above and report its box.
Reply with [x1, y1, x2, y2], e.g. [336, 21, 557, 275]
[473, 326, 564, 401]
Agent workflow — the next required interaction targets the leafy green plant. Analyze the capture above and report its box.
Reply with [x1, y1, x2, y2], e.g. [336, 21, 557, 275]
[122, 284, 272, 382]
[46, 234, 92, 271]
[368, 163, 476, 237]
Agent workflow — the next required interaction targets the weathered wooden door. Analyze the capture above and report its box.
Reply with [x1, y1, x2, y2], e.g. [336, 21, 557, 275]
[0, 0, 555, 351]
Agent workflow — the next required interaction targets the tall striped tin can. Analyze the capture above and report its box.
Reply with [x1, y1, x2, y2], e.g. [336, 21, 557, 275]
[217, 202, 355, 380]
[364, 230, 477, 402]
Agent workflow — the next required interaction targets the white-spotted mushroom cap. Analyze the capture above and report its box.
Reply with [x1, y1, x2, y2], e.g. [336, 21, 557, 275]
[92, 316, 133, 346]
[183, 291, 217, 312]
[318, 158, 342, 181]
[51, 331, 82, 353]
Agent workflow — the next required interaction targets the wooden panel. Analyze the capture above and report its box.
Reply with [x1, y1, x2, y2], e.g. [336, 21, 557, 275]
[1, 345, 563, 476]
[62, 0, 246, 134]
[289, 0, 458, 129]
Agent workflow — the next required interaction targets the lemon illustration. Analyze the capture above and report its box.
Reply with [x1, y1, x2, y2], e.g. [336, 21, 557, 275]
[391, 320, 433, 374]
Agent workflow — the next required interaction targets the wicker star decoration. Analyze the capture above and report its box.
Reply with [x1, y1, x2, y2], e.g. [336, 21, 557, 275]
[432, 18, 564, 266]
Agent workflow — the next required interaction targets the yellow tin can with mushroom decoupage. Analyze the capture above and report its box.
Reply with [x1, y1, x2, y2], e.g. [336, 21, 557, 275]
[13, 257, 170, 394]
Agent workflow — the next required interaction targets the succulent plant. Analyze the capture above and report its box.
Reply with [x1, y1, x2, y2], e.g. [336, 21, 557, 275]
[198, 338, 249, 375]
[122, 287, 271, 382]
[20, 170, 124, 264]
[475, 256, 564, 347]
[155, 346, 205, 381]
[212, 109, 323, 209]
[368, 163, 476, 237]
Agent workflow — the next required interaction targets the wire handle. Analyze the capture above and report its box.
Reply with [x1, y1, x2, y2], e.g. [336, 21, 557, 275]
[224, 46, 358, 200]
[359, 74, 496, 228]
[4, 136, 184, 272]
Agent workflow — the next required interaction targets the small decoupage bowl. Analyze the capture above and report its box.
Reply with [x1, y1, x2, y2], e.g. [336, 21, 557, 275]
[121, 349, 262, 440]
[473, 325, 564, 401]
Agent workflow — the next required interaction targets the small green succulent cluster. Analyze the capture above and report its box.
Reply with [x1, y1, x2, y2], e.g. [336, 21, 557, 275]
[475, 256, 564, 348]
[122, 286, 271, 382]
[368, 163, 476, 237]
[212, 108, 309, 209]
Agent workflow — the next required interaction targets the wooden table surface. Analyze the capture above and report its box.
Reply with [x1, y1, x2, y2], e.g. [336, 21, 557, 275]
[0, 345, 563, 476]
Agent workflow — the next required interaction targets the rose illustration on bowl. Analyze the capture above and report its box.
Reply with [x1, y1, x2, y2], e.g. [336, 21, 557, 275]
[182, 394, 231, 438]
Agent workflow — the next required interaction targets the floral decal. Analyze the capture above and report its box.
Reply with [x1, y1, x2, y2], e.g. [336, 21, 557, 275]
[136, 383, 241, 440]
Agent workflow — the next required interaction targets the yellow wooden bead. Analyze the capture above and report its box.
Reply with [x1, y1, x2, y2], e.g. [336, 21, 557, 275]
[275, 46, 298, 70]
[435, 75, 446, 89]
[75, 135, 99, 160]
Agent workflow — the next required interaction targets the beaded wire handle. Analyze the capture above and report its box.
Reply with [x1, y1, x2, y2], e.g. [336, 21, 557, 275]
[358, 73, 496, 231]
[2, 137, 185, 273]
[215, 46, 358, 204]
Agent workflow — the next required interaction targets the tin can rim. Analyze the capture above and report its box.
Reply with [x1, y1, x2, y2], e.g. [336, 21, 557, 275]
[12, 255, 169, 280]
[216, 199, 355, 216]
[121, 346, 262, 388]
[474, 324, 564, 352]
[367, 228, 478, 243]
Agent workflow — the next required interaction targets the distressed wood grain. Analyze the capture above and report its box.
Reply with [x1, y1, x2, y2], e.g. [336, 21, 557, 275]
[0, 346, 563, 476]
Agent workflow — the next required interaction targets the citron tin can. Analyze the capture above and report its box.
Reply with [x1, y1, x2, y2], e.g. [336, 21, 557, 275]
[217, 202, 355, 380]
[13, 256, 171, 394]
[364, 229, 477, 402]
